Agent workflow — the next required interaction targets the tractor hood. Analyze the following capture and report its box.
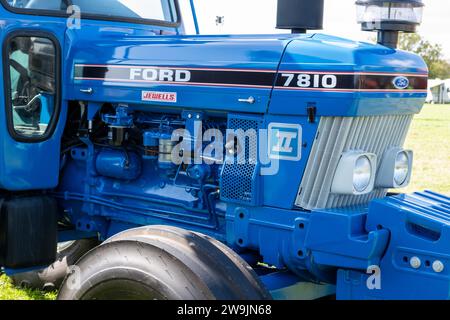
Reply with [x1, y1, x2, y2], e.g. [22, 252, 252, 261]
[66, 28, 428, 116]
[67, 29, 296, 114]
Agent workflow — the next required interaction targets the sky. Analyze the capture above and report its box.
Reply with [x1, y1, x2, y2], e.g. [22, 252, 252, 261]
[191, 0, 450, 59]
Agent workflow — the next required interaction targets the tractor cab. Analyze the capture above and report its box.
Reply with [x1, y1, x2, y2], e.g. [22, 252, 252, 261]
[0, 0, 186, 192]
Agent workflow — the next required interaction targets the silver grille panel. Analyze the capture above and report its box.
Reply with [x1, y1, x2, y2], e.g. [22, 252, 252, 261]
[295, 114, 413, 210]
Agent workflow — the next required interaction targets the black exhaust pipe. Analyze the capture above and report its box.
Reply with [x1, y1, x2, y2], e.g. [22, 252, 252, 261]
[276, 0, 324, 33]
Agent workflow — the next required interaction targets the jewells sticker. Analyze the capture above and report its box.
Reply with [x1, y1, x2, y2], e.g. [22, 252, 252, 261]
[142, 91, 177, 103]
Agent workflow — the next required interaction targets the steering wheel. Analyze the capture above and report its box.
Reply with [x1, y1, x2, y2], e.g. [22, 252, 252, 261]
[10, 59, 41, 123]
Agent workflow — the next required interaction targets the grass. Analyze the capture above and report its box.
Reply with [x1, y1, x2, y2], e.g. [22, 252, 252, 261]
[0, 104, 449, 300]
[403, 104, 450, 195]
[0, 274, 56, 300]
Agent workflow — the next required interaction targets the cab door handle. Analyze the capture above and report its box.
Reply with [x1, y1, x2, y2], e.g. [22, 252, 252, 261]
[80, 88, 94, 94]
[238, 96, 256, 104]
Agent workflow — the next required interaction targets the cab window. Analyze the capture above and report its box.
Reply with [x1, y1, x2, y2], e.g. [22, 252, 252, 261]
[6, 35, 58, 140]
[4, 0, 178, 24]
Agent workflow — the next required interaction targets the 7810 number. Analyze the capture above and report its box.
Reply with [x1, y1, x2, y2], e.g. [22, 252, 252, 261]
[280, 73, 338, 88]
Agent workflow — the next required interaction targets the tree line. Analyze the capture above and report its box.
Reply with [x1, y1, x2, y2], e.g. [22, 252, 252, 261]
[399, 34, 450, 80]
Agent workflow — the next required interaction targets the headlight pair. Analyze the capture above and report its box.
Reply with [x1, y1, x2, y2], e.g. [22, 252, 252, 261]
[331, 148, 413, 195]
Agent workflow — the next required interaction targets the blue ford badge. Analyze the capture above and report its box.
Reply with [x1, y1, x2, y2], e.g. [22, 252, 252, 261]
[393, 76, 410, 90]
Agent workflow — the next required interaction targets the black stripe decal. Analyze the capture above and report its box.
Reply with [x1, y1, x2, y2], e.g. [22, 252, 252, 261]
[74, 65, 275, 88]
[74, 64, 428, 91]
[358, 74, 428, 91]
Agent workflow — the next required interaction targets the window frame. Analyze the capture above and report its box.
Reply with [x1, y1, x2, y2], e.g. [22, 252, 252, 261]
[3, 30, 62, 143]
[0, 0, 182, 28]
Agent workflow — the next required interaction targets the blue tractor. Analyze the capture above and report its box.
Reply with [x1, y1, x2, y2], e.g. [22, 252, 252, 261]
[0, 0, 448, 300]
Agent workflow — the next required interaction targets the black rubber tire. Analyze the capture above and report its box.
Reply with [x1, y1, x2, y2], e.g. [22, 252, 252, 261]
[11, 239, 98, 291]
[57, 226, 271, 300]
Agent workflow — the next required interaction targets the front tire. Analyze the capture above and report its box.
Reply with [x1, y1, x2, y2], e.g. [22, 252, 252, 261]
[58, 226, 271, 300]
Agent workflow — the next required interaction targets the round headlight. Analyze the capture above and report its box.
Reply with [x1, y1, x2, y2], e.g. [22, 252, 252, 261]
[394, 151, 410, 185]
[353, 156, 372, 192]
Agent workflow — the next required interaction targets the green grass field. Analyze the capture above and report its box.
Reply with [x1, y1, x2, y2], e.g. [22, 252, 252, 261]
[0, 104, 449, 300]
[403, 104, 450, 195]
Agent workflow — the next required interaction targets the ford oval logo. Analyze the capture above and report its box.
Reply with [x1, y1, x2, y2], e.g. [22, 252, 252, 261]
[393, 76, 410, 90]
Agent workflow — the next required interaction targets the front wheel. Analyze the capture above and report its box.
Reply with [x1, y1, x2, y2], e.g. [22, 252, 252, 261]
[58, 226, 271, 300]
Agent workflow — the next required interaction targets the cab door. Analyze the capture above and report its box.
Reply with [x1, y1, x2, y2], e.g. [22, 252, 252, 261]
[0, 2, 67, 190]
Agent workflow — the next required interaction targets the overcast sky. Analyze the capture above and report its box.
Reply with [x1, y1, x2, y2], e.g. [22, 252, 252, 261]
[193, 0, 450, 59]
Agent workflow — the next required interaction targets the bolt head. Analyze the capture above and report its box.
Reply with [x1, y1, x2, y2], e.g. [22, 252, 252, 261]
[410, 256, 421, 269]
[432, 260, 445, 273]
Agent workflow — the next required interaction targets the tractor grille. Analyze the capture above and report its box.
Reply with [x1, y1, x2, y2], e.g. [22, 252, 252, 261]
[220, 115, 263, 206]
[295, 114, 413, 210]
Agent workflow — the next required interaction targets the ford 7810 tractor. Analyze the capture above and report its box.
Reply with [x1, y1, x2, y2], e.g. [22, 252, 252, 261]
[0, 0, 448, 300]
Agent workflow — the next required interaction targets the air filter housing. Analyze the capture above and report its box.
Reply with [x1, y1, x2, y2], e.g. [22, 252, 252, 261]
[356, 0, 424, 48]
[276, 0, 324, 33]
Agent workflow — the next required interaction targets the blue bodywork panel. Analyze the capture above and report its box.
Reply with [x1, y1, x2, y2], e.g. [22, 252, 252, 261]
[65, 31, 427, 117]
[271, 34, 428, 116]
[226, 203, 389, 284]
[0, 13, 67, 190]
[261, 114, 317, 208]
[66, 30, 296, 113]
[338, 191, 450, 300]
